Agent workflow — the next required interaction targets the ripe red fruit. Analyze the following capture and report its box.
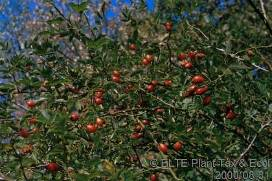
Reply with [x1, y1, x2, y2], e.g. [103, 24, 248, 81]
[184, 62, 193, 69]
[18, 128, 30, 138]
[192, 75, 205, 84]
[145, 54, 154, 62]
[226, 110, 236, 120]
[178, 53, 187, 60]
[86, 124, 97, 133]
[195, 85, 208, 95]
[96, 117, 105, 127]
[28, 117, 37, 125]
[164, 21, 173, 31]
[180, 60, 187, 67]
[151, 80, 158, 86]
[112, 70, 120, 77]
[142, 58, 151, 65]
[70, 112, 80, 121]
[146, 84, 155, 92]
[163, 79, 172, 87]
[94, 97, 103, 105]
[26, 100, 36, 109]
[150, 174, 158, 181]
[173, 141, 183, 152]
[187, 84, 197, 93]
[142, 119, 150, 125]
[203, 96, 212, 105]
[112, 75, 121, 83]
[158, 143, 168, 154]
[188, 51, 196, 59]
[46, 162, 59, 172]
[155, 108, 164, 113]
[130, 132, 143, 139]
[129, 43, 136, 51]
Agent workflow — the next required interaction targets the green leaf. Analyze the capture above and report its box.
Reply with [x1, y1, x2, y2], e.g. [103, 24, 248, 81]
[47, 17, 64, 25]
[69, 1, 88, 14]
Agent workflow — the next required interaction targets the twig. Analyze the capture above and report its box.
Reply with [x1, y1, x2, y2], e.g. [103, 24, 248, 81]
[259, 0, 268, 20]
[186, 21, 209, 40]
[213, 46, 270, 72]
[237, 119, 272, 162]
[246, 0, 272, 36]
[234, 44, 272, 55]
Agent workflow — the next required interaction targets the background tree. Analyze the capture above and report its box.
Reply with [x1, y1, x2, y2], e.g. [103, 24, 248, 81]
[0, 0, 272, 180]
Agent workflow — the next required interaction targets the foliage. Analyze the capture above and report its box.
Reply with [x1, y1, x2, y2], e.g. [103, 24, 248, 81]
[0, 0, 272, 180]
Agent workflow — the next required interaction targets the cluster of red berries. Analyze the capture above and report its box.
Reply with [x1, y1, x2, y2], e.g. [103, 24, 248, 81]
[146, 79, 173, 93]
[112, 70, 121, 83]
[93, 88, 104, 105]
[142, 54, 154, 66]
[178, 51, 206, 69]
[130, 120, 150, 139]
[158, 141, 183, 154]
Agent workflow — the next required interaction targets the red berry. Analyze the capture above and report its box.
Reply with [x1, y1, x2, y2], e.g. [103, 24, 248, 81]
[158, 143, 168, 154]
[46, 162, 59, 172]
[226, 110, 236, 120]
[94, 97, 103, 105]
[203, 96, 211, 105]
[142, 119, 150, 125]
[180, 60, 189, 67]
[129, 43, 137, 51]
[178, 53, 187, 60]
[86, 124, 97, 133]
[155, 108, 164, 113]
[173, 141, 183, 152]
[26, 100, 36, 109]
[145, 54, 154, 62]
[184, 62, 193, 69]
[163, 79, 172, 87]
[146, 84, 155, 92]
[151, 80, 158, 86]
[187, 84, 197, 93]
[192, 75, 205, 84]
[28, 117, 37, 125]
[195, 85, 208, 95]
[130, 132, 143, 139]
[112, 75, 121, 83]
[112, 70, 120, 77]
[18, 128, 30, 138]
[188, 51, 197, 59]
[164, 21, 173, 31]
[96, 117, 105, 127]
[150, 174, 158, 181]
[142, 58, 151, 65]
[70, 112, 80, 121]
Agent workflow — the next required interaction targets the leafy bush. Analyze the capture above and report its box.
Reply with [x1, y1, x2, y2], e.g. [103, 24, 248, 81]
[0, 1, 272, 180]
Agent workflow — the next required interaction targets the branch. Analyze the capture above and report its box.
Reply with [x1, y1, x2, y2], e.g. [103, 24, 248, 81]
[237, 119, 272, 162]
[247, 0, 272, 36]
[259, 0, 268, 20]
